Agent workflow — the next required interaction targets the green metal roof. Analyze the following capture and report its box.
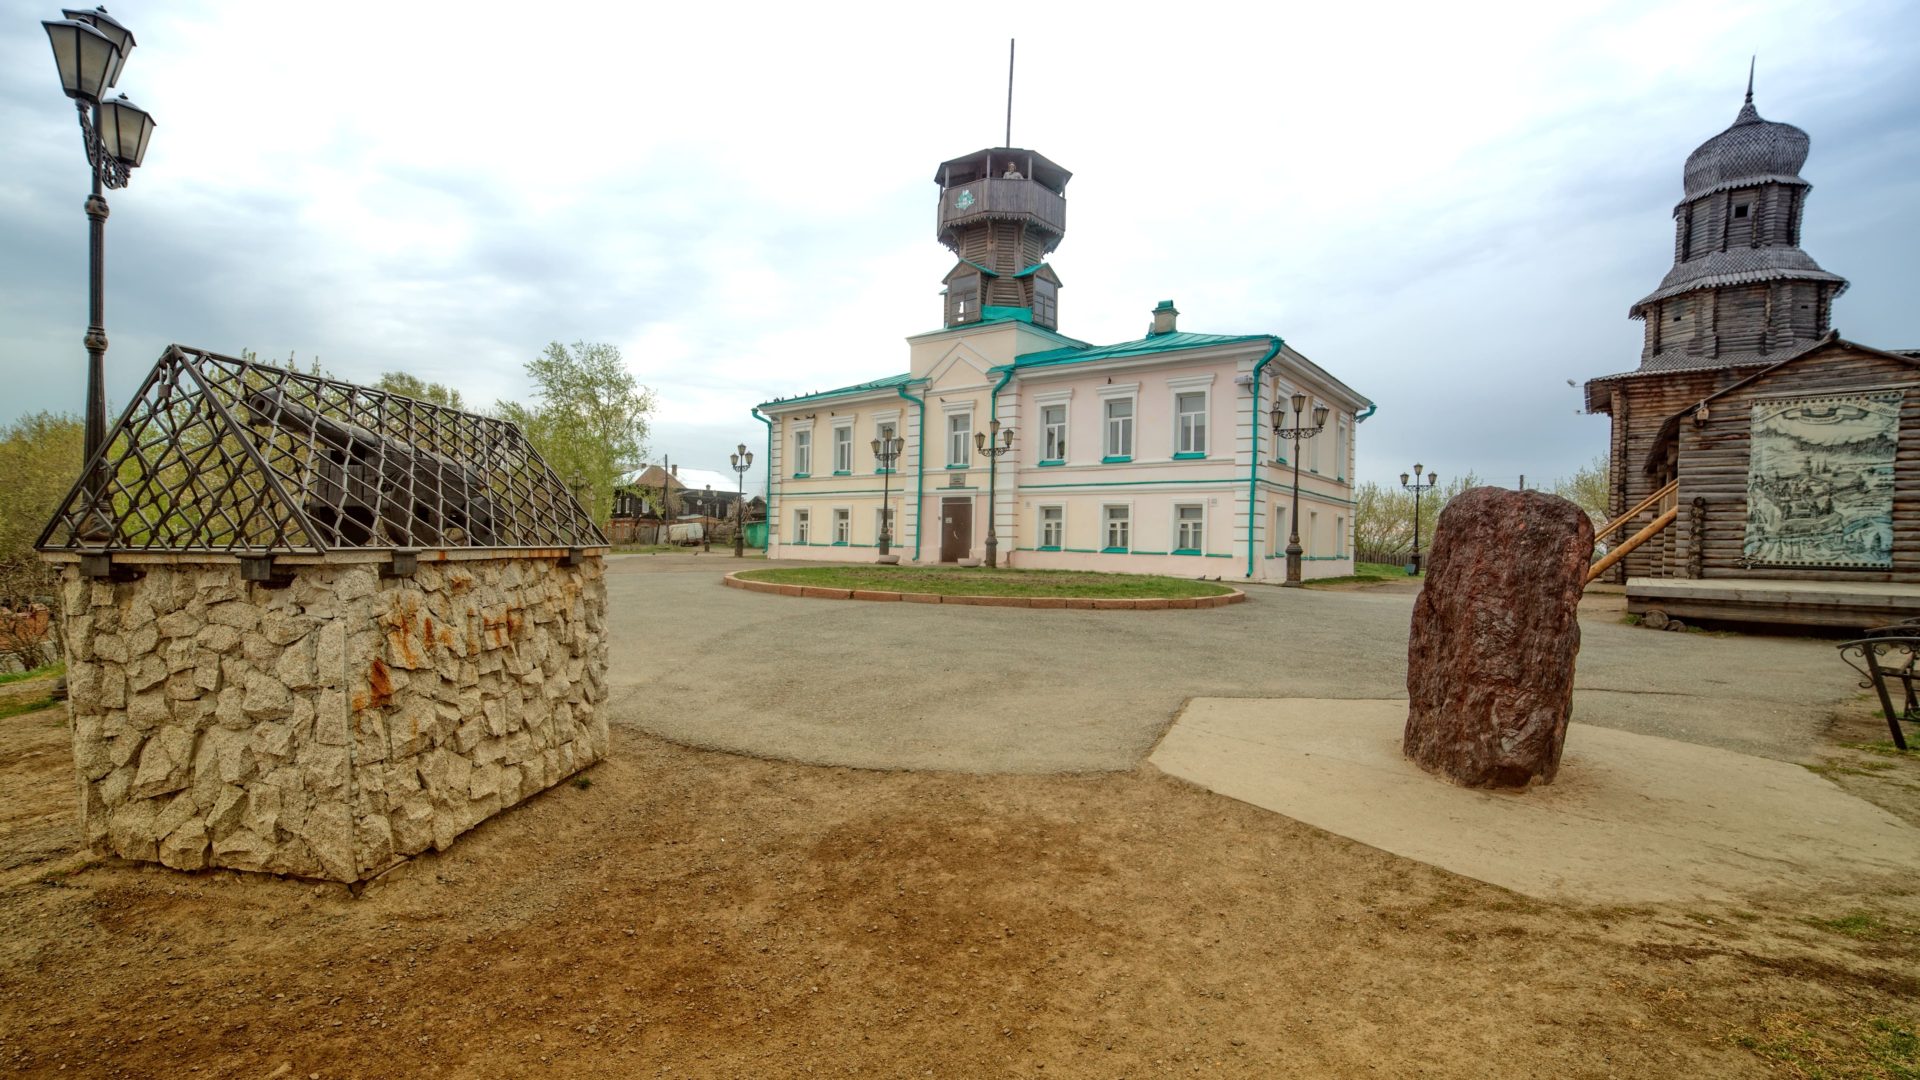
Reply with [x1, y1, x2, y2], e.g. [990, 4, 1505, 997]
[758, 373, 914, 410]
[999, 331, 1273, 372]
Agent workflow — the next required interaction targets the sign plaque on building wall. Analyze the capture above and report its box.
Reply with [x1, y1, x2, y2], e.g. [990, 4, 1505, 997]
[1744, 391, 1900, 568]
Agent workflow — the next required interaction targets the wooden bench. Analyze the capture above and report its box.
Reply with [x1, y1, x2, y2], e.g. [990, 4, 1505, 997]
[1838, 623, 1920, 751]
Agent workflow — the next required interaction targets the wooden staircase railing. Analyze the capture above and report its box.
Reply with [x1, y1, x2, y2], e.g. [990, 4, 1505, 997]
[1586, 481, 1679, 585]
[1594, 480, 1677, 543]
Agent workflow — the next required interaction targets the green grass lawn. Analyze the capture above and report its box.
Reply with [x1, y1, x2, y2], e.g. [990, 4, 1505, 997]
[0, 662, 63, 687]
[1302, 561, 1423, 588]
[737, 566, 1235, 599]
[0, 694, 58, 722]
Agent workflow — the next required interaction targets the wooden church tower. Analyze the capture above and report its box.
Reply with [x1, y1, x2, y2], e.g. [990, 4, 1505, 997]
[1585, 73, 1849, 579]
[934, 148, 1069, 330]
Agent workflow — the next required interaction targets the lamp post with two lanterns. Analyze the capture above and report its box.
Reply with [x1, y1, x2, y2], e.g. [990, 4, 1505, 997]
[1400, 465, 1439, 575]
[974, 420, 1015, 569]
[41, 6, 156, 530]
[871, 433, 903, 559]
[729, 444, 753, 558]
[1272, 393, 1329, 588]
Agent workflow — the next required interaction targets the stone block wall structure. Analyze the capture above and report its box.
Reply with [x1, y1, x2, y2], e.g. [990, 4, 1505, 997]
[36, 347, 613, 882]
[53, 553, 607, 881]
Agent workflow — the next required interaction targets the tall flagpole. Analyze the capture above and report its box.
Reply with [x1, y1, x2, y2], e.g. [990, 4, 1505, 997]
[1005, 39, 1015, 146]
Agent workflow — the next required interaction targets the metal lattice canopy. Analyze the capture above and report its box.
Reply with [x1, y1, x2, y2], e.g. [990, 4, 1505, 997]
[38, 346, 607, 556]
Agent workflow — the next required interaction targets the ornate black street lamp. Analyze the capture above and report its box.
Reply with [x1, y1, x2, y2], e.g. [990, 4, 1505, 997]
[973, 420, 1015, 569]
[1271, 393, 1329, 587]
[1399, 464, 1439, 575]
[871, 433, 904, 559]
[43, 7, 155, 536]
[729, 443, 753, 558]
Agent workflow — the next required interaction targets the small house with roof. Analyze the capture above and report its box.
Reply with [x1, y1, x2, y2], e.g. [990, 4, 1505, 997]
[752, 147, 1372, 581]
[1584, 76, 1919, 627]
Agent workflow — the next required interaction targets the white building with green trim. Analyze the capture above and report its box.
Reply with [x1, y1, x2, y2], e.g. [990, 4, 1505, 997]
[752, 147, 1372, 581]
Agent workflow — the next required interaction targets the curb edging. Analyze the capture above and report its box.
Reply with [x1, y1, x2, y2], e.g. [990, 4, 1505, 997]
[722, 572, 1245, 610]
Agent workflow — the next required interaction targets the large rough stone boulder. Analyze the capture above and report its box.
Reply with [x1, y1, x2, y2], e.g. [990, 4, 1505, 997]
[1403, 487, 1595, 788]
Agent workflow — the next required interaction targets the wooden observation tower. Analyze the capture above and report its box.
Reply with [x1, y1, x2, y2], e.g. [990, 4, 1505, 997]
[934, 148, 1069, 331]
[1582, 70, 1920, 630]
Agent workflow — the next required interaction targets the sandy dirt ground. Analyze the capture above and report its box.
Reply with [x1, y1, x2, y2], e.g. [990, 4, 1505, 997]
[1, 676, 1916, 1078]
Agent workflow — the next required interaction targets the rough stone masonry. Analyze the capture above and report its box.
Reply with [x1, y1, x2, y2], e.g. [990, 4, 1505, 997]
[57, 555, 608, 881]
[1403, 488, 1594, 789]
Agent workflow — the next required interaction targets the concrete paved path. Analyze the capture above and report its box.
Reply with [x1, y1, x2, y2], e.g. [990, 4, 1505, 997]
[604, 554, 1862, 773]
[1149, 698, 1920, 903]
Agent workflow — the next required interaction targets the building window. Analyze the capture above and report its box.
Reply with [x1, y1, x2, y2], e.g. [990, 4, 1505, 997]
[1308, 511, 1319, 555]
[793, 508, 811, 545]
[1733, 203, 1750, 219]
[1041, 404, 1066, 462]
[1175, 504, 1204, 553]
[950, 273, 979, 325]
[947, 412, 971, 467]
[1308, 400, 1322, 472]
[1333, 416, 1348, 480]
[1033, 278, 1057, 326]
[1039, 505, 1063, 549]
[1103, 505, 1130, 552]
[793, 430, 812, 477]
[1335, 515, 1347, 557]
[1176, 392, 1207, 455]
[832, 508, 851, 545]
[832, 424, 853, 474]
[875, 506, 893, 540]
[1104, 398, 1133, 459]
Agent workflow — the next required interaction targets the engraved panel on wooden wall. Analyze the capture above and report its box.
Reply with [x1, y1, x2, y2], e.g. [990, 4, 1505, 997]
[1743, 391, 1900, 568]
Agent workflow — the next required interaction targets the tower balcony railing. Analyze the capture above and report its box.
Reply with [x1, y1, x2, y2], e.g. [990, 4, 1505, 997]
[937, 177, 1066, 239]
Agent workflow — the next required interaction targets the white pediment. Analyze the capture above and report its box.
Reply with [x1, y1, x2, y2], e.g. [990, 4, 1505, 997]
[925, 342, 996, 391]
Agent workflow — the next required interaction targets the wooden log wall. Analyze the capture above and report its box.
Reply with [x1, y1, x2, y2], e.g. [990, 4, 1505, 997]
[1605, 368, 1749, 580]
[1671, 343, 1918, 582]
[1673, 184, 1805, 264]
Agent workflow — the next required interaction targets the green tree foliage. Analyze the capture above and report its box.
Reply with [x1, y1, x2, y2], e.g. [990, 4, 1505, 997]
[241, 348, 325, 376]
[0, 412, 85, 602]
[496, 342, 654, 525]
[374, 372, 465, 410]
[1552, 454, 1611, 530]
[1352, 472, 1483, 557]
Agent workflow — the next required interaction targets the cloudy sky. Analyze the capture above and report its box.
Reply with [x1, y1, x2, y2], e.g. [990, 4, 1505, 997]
[3, 0, 1915, 496]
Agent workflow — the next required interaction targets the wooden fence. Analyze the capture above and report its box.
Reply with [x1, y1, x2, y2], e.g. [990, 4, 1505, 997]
[1354, 545, 1411, 567]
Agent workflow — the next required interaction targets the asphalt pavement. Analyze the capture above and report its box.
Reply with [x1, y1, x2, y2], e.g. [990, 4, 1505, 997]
[601, 553, 1860, 774]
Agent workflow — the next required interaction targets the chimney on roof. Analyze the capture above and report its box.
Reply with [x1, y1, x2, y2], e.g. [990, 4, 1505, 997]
[670, 464, 678, 478]
[1150, 300, 1178, 337]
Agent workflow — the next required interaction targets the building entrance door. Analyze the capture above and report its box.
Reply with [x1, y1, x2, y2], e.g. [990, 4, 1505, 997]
[940, 497, 972, 562]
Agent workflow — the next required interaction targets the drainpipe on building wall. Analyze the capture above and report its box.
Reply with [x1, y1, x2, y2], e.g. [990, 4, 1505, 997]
[1247, 336, 1285, 580]
[896, 384, 927, 562]
[752, 406, 772, 552]
[986, 367, 1016, 565]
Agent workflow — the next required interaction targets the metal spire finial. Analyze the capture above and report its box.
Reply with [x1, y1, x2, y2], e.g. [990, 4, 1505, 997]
[1005, 38, 1015, 147]
[1745, 55, 1755, 105]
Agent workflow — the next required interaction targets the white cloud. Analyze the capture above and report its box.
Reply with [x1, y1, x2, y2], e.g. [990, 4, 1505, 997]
[3, 0, 1915, 492]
